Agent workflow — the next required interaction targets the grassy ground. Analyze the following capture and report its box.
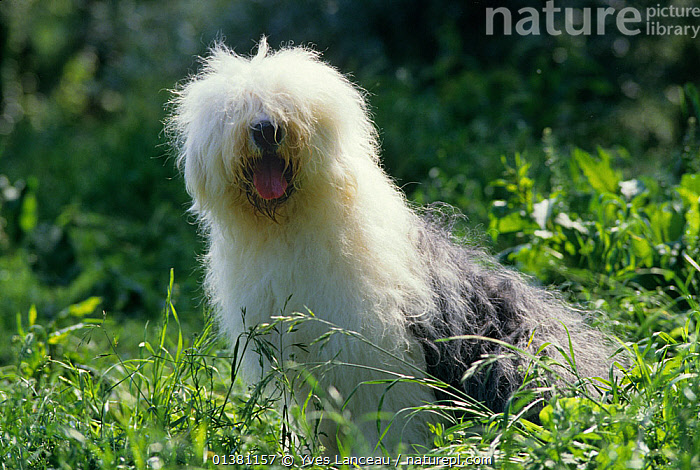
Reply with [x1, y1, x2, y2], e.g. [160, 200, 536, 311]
[2, 126, 700, 468]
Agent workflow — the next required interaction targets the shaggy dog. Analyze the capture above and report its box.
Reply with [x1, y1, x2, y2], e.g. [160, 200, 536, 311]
[169, 38, 614, 452]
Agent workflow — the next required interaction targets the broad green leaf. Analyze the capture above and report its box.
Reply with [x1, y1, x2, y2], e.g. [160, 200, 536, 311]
[491, 212, 533, 234]
[647, 204, 684, 243]
[28, 304, 37, 327]
[48, 323, 89, 344]
[574, 147, 621, 194]
[679, 173, 700, 197]
[68, 296, 102, 317]
[630, 235, 653, 267]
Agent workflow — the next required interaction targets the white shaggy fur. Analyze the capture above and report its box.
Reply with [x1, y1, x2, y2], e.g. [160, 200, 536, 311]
[169, 38, 614, 452]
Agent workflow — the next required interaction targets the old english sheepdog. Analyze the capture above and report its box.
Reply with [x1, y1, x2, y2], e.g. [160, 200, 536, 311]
[169, 38, 615, 451]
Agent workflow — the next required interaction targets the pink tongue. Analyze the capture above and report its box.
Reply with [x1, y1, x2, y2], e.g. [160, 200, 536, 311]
[253, 153, 288, 200]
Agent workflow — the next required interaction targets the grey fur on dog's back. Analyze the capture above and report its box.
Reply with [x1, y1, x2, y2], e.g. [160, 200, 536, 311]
[408, 213, 614, 411]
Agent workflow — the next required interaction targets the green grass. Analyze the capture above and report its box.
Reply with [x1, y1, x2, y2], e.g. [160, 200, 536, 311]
[1, 276, 698, 469]
[2, 139, 700, 468]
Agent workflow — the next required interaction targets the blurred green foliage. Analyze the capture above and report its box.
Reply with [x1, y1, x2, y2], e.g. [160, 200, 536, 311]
[0, 0, 699, 364]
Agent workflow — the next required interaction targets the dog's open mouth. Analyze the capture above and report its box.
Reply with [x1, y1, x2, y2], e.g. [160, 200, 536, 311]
[253, 152, 289, 200]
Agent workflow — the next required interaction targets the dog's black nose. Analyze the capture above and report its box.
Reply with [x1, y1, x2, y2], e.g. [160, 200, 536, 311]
[251, 120, 284, 152]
